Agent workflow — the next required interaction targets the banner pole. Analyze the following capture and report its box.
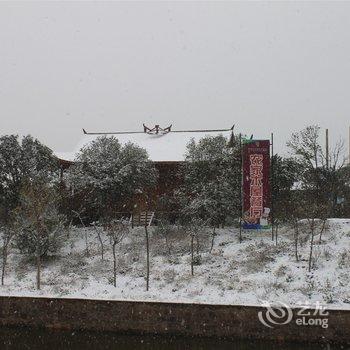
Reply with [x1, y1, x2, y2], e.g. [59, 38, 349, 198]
[239, 133, 243, 243]
[271, 132, 274, 241]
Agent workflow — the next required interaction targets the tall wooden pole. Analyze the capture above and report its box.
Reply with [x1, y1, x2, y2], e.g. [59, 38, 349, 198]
[326, 128, 329, 169]
[271, 132, 274, 241]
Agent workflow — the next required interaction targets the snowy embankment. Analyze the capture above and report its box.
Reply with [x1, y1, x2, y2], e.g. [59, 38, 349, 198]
[1, 219, 350, 309]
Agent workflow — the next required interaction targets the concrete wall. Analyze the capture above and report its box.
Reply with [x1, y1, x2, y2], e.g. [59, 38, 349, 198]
[0, 296, 349, 344]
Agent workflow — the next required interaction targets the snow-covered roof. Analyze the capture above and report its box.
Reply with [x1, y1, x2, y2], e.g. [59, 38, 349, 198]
[55, 128, 233, 163]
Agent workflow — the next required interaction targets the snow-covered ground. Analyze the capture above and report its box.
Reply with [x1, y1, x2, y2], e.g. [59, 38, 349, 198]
[1, 219, 350, 309]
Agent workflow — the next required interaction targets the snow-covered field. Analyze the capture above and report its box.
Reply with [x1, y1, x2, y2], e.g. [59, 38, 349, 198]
[1, 219, 350, 309]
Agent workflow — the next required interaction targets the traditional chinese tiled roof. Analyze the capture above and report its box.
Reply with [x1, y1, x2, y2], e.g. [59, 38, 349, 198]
[55, 126, 233, 163]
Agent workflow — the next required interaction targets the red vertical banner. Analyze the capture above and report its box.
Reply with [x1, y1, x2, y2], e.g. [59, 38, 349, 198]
[242, 140, 271, 229]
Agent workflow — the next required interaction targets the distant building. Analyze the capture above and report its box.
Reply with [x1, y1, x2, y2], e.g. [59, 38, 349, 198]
[56, 124, 233, 215]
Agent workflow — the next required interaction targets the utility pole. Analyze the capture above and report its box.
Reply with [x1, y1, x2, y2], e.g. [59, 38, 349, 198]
[326, 128, 329, 169]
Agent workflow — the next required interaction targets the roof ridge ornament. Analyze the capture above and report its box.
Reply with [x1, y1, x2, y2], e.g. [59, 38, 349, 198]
[81, 125, 232, 135]
[143, 124, 172, 135]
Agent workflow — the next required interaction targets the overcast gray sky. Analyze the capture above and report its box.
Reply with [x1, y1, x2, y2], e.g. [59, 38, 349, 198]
[1, 1, 350, 155]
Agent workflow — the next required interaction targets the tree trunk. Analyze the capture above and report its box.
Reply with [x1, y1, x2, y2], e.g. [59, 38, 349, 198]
[1, 242, 8, 286]
[67, 219, 73, 238]
[84, 230, 89, 257]
[275, 224, 278, 246]
[239, 218, 242, 243]
[210, 227, 216, 253]
[294, 221, 299, 262]
[196, 233, 200, 255]
[36, 255, 41, 290]
[319, 219, 327, 244]
[191, 234, 194, 276]
[73, 211, 89, 256]
[308, 220, 315, 272]
[95, 226, 104, 260]
[112, 242, 117, 287]
[145, 224, 150, 291]
[165, 235, 171, 255]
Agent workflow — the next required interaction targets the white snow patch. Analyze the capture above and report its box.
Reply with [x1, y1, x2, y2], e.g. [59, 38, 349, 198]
[1, 219, 350, 310]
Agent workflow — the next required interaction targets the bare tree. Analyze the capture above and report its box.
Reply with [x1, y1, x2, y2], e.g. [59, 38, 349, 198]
[287, 125, 323, 169]
[308, 218, 316, 272]
[209, 227, 216, 253]
[318, 219, 327, 244]
[273, 220, 279, 246]
[293, 219, 300, 262]
[185, 218, 206, 276]
[91, 221, 105, 260]
[307, 217, 327, 272]
[288, 125, 348, 218]
[287, 126, 348, 270]
[154, 219, 172, 255]
[106, 219, 129, 287]
[72, 210, 89, 257]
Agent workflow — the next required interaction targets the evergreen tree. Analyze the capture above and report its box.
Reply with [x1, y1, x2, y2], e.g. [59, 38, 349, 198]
[67, 136, 158, 218]
[14, 180, 65, 289]
[179, 135, 241, 227]
[0, 134, 58, 224]
[271, 154, 300, 224]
